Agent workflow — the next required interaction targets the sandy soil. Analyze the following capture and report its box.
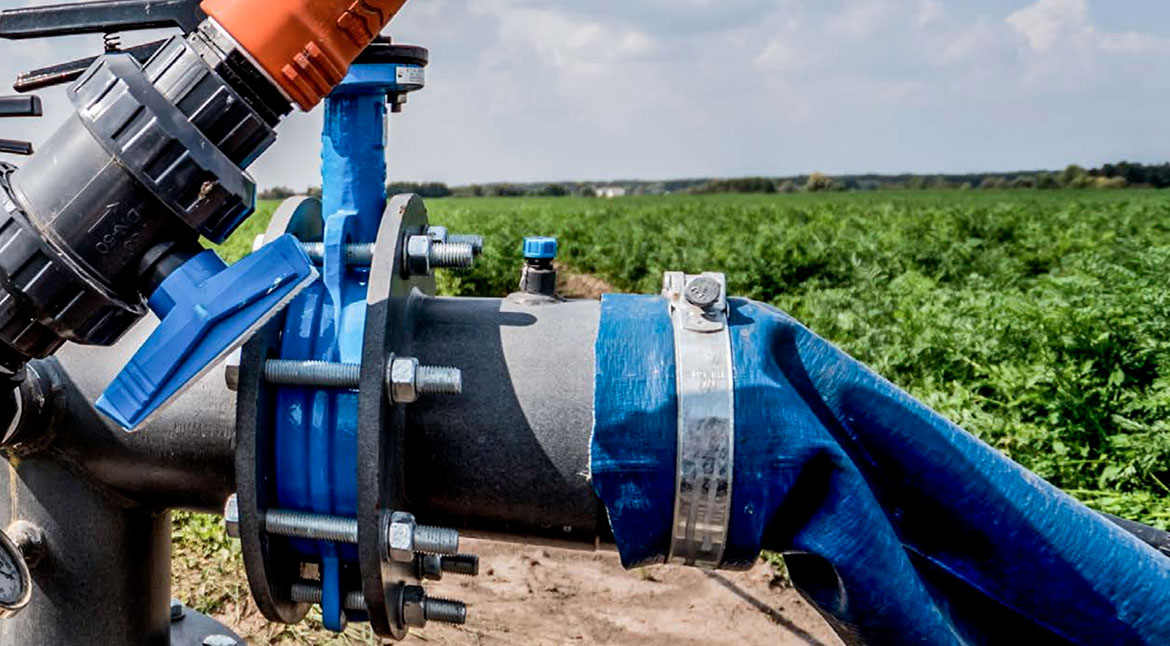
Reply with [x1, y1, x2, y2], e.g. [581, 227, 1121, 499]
[399, 539, 844, 646]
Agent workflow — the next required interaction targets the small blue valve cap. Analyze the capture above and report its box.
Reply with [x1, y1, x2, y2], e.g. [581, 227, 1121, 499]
[523, 236, 558, 260]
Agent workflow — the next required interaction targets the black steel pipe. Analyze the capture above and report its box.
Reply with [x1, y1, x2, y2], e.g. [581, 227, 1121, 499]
[21, 318, 238, 513]
[0, 455, 173, 645]
[404, 295, 609, 547]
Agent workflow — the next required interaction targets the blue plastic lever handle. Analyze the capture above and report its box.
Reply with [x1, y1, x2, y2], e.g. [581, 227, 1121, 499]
[97, 234, 317, 430]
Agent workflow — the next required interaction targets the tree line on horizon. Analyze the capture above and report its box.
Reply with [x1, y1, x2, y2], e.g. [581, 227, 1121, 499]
[258, 161, 1165, 201]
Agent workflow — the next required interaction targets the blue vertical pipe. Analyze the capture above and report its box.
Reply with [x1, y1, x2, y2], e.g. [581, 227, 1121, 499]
[321, 88, 388, 242]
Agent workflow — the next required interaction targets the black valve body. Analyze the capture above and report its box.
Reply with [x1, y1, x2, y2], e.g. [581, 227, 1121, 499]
[0, 30, 281, 377]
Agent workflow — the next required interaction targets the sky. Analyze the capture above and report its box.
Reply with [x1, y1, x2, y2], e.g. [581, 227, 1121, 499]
[1, 0, 1170, 188]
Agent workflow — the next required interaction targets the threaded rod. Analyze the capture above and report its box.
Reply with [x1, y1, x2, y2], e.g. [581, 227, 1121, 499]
[265, 510, 358, 544]
[263, 360, 361, 388]
[429, 242, 475, 269]
[416, 366, 462, 395]
[300, 242, 376, 265]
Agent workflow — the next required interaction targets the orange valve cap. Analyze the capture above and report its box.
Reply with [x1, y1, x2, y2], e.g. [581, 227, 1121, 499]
[200, 0, 409, 111]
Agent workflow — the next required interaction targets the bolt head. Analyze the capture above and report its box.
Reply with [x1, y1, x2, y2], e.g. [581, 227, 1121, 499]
[170, 599, 185, 622]
[427, 226, 449, 243]
[401, 585, 428, 628]
[420, 554, 443, 581]
[387, 511, 417, 562]
[684, 276, 722, 309]
[223, 348, 241, 393]
[388, 358, 420, 404]
[223, 495, 240, 539]
[202, 635, 238, 646]
[405, 235, 432, 276]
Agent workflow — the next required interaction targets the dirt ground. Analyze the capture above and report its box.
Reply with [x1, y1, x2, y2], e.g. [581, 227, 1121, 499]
[392, 539, 841, 646]
[203, 538, 842, 646]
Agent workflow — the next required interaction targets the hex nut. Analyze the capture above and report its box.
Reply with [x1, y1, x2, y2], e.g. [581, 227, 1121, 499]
[388, 358, 420, 404]
[401, 585, 427, 628]
[427, 226, 448, 242]
[223, 495, 240, 539]
[405, 235, 432, 276]
[387, 511, 417, 563]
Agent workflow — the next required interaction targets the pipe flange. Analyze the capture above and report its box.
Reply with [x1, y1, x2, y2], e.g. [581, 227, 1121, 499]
[357, 194, 436, 639]
[234, 196, 324, 626]
[662, 271, 734, 569]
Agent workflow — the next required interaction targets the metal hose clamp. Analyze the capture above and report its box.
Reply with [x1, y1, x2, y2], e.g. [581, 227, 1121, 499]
[662, 271, 734, 568]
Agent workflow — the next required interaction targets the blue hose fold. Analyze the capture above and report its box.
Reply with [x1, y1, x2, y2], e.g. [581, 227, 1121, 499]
[592, 295, 1170, 646]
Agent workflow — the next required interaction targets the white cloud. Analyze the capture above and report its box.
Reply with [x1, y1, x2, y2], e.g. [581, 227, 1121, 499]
[917, 0, 943, 27]
[1007, 0, 1091, 54]
[5, 0, 1170, 188]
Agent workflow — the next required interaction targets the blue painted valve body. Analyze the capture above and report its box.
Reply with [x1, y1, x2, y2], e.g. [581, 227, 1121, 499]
[267, 57, 425, 631]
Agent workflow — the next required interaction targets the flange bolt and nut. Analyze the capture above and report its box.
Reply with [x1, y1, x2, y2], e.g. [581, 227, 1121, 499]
[402, 585, 468, 628]
[259, 358, 461, 405]
[228, 507, 461, 562]
[405, 234, 476, 276]
[428, 226, 485, 255]
[289, 583, 468, 627]
[386, 511, 461, 563]
[421, 553, 480, 580]
[388, 357, 461, 404]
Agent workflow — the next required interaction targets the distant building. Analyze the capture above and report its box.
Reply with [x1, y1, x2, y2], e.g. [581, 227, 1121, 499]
[594, 186, 627, 199]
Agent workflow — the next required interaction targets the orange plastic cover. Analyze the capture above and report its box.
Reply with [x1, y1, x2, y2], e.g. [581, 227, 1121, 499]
[201, 0, 409, 110]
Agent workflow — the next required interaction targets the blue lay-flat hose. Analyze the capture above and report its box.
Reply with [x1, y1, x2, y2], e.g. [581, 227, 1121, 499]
[592, 295, 1170, 646]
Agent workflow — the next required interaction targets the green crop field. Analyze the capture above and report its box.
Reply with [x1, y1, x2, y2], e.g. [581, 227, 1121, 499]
[196, 189, 1170, 642]
[220, 189, 1170, 525]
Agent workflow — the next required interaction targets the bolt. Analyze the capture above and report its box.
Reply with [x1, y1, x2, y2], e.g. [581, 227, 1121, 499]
[447, 234, 484, 256]
[265, 510, 358, 544]
[263, 360, 360, 389]
[289, 582, 367, 611]
[441, 554, 481, 577]
[422, 553, 480, 580]
[684, 275, 723, 309]
[402, 585, 467, 627]
[405, 235, 476, 275]
[387, 357, 461, 404]
[263, 358, 460, 403]
[300, 242, 375, 265]
[385, 511, 460, 563]
[425, 596, 469, 625]
[202, 636, 238, 646]
[224, 349, 241, 393]
[223, 495, 240, 539]
[428, 226, 484, 256]
[170, 599, 185, 622]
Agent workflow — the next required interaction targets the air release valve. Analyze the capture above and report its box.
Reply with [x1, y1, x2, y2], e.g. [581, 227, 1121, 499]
[520, 236, 558, 297]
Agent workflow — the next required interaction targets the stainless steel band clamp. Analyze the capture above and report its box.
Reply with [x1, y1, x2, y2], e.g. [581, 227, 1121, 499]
[662, 271, 735, 568]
